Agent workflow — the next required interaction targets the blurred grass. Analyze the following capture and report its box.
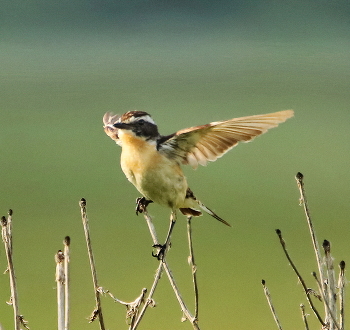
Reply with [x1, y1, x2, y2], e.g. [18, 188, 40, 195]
[1, 2, 350, 329]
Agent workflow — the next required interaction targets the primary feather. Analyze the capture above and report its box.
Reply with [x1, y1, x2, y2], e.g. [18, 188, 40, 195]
[158, 110, 294, 169]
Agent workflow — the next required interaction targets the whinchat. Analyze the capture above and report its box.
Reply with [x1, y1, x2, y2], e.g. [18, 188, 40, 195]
[103, 109, 293, 233]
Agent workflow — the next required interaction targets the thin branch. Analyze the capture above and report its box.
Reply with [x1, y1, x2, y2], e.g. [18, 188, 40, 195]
[1, 211, 25, 330]
[127, 210, 164, 330]
[6, 209, 13, 252]
[187, 216, 199, 319]
[142, 208, 160, 246]
[261, 280, 283, 330]
[275, 229, 325, 326]
[125, 288, 147, 328]
[312, 272, 340, 330]
[295, 172, 328, 313]
[79, 198, 105, 330]
[64, 236, 70, 330]
[338, 261, 345, 330]
[100, 287, 147, 328]
[300, 304, 310, 330]
[56, 250, 65, 330]
[140, 210, 199, 330]
[162, 260, 199, 329]
[130, 263, 162, 330]
[323, 240, 337, 329]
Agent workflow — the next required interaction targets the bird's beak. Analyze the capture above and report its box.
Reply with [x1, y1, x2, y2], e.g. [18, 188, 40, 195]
[113, 122, 131, 130]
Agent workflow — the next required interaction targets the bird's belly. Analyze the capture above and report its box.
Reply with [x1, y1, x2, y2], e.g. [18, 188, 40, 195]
[140, 166, 187, 208]
[120, 141, 187, 209]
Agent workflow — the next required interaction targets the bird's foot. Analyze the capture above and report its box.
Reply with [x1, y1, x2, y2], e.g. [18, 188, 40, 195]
[135, 197, 153, 215]
[152, 243, 170, 261]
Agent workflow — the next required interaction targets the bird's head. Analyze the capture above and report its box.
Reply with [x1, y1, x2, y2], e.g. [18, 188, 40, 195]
[103, 111, 159, 144]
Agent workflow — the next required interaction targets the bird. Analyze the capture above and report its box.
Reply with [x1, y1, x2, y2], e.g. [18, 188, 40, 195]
[103, 109, 293, 256]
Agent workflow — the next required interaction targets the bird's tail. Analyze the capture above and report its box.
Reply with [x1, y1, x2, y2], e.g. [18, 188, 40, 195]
[198, 201, 231, 227]
[180, 188, 231, 226]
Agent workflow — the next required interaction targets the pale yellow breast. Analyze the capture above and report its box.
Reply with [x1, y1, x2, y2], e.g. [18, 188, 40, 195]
[119, 132, 188, 208]
[120, 133, 161, 181]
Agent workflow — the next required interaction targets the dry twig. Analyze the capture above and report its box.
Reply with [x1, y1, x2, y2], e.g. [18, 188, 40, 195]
[56, 250, 65, 330]
[300, 304, 310, 330]
[338, 261, 345, 330]
[79, 198, 105, 329]
[295, 173, 329, 314]
[136, 209, 200, 330]
[261, 280, 283, 330]
[130, 263, 161, 330]
[312, 272, 340, 330]
[187, 216, 199, 319]
[1, 210, 28, 330]
[98, 287, 148, 328]
[64, 236, 70, 330]
[263, 173, 347, 329]
[275, 229, 324, 326]
[323, 239, 337, 329]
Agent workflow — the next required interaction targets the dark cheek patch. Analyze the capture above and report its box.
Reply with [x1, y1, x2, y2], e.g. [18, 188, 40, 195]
[134, 124, 159, 139]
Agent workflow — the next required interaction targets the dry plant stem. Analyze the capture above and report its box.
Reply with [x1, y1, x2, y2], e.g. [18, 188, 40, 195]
[300, 304, 310, 330]
[312, 272, 340, 330]
[130, 263, 163, 330]
[187, 216, 199, 319]
[338, 261, 345, 330]
[295, 173, 328, 310]
[162, 261, 199, 329]
[129, 211, 163, 330]
[323, 240, 337, 329]
[101, 287, 145, 306]
[275, 229, 324, 326]
[56, 251, 65, 330]
[141, 210, 199, 330]
[64, 236, 70, 330]
[261, 280, 283, 330]
[142, 210, 160, 245]
[125, 288, 147, 329]
[79, 198, 106, 330]
[1, 212, 22, 330]
[6, 209, 13, 252]
[103, 287, 147, 329]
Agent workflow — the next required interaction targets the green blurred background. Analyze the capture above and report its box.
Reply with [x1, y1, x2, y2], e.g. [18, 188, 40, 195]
[1, 0, 350, 329]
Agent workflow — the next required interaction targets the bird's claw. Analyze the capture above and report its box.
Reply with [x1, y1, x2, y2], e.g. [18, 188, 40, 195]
[152, 244, 167, 260]
[135, 197, 153, 215]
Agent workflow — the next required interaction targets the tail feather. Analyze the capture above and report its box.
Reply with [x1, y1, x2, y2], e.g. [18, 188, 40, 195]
[182, 187, 231, 226]
[198, 201, 231, 227]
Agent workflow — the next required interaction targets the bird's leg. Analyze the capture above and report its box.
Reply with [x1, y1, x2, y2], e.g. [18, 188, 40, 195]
[135, 197, 153, 215]
[152, 210, 177, 260]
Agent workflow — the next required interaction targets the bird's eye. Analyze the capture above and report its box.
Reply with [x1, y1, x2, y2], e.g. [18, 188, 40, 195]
[138, 119, 145, 125]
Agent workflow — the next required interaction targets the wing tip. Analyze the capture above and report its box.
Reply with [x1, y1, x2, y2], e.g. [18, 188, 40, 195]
[277, 109, 294, 120]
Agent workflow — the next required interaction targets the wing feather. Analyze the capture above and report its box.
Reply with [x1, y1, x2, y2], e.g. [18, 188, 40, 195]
[158, 110, 294, 169]
[192, 147, 208, 166]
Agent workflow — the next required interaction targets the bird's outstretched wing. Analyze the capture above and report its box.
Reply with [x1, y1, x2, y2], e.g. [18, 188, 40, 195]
[158, 110, 294, 169]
